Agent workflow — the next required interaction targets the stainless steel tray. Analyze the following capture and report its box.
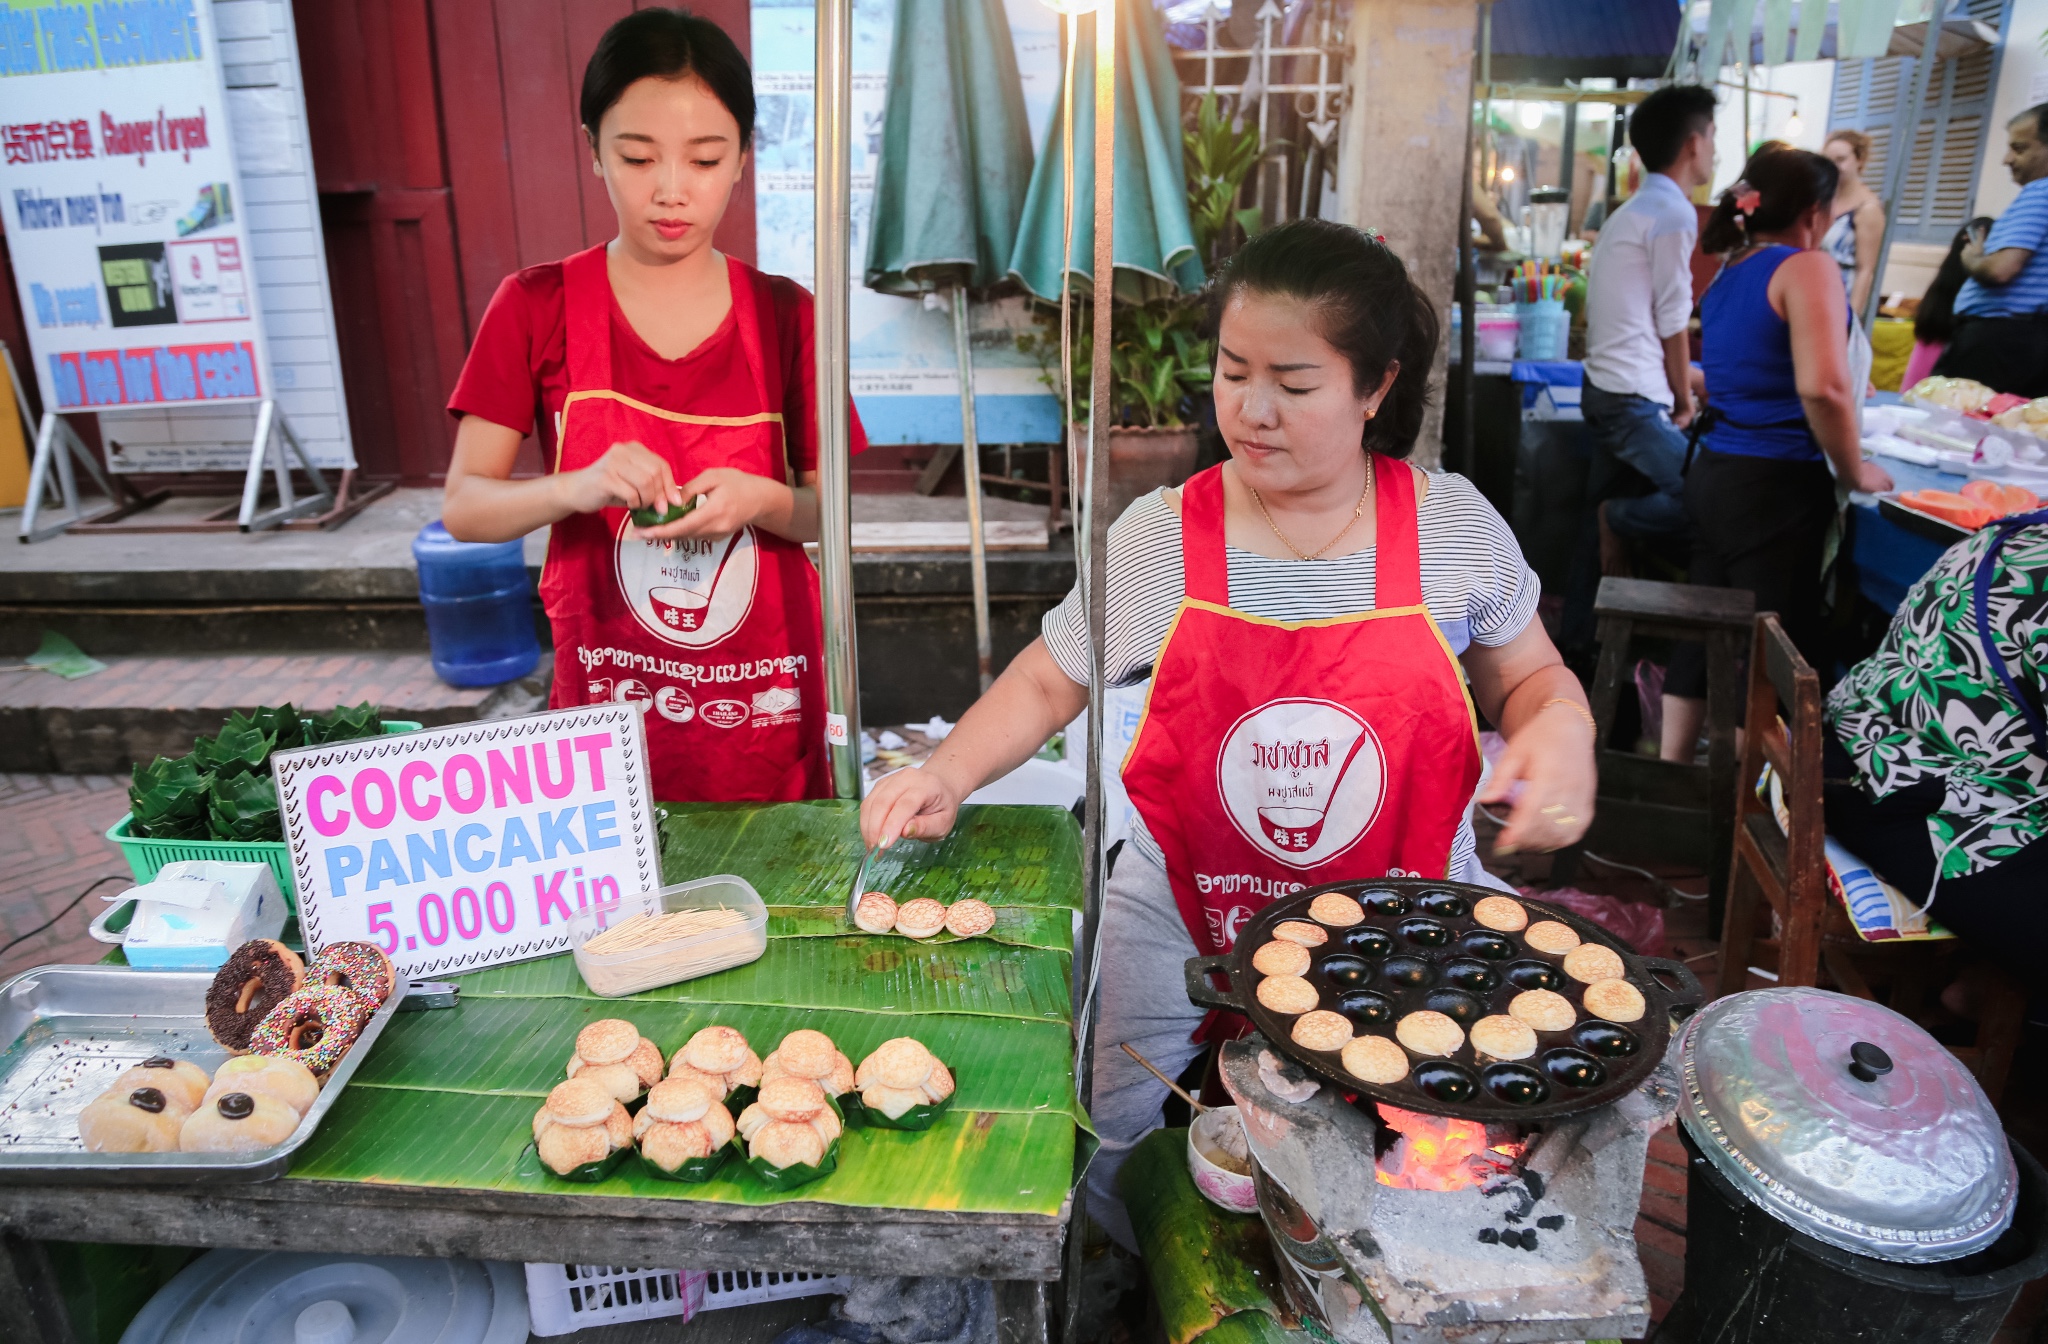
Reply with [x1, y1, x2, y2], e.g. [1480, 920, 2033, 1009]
[0, 963, 418, 1184]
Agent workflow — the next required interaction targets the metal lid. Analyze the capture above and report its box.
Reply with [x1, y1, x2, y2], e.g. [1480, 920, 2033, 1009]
[1678, 987, 2016, 1263]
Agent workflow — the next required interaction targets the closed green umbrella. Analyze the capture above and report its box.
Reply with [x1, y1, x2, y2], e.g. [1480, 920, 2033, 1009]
[865, 0, 1035, 692]
[1007, 0, 1203, 305]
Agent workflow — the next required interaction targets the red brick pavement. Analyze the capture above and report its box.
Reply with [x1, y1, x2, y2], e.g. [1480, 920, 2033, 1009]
[0, 652, 498, 716]
[0, 774, 135, 981]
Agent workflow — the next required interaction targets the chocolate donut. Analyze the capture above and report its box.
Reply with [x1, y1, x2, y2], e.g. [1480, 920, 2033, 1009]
[248, 986, 371, 1075]
[307, 941, 396, 1006]
[206, 940, 305, 1051]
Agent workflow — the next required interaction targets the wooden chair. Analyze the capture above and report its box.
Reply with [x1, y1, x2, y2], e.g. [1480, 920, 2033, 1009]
[1718, 613, 2027, 1104]
[1553, 576, 1753, 917]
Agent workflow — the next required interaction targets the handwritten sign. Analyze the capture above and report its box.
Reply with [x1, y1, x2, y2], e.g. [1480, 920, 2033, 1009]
[274, 706, 662, 977]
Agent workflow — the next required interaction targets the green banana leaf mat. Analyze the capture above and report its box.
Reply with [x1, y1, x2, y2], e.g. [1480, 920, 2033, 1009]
[286, 802, 1088, 1216]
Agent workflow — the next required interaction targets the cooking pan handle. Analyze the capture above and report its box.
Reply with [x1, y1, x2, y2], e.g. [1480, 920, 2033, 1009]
[1183, 955, 1244, 1013]
[1640, 956, 1705, 1017]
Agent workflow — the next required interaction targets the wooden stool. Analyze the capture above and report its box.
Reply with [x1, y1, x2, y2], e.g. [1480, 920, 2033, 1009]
[1554, 577, 1753, 921]
[1719, 613, 2024, 1103]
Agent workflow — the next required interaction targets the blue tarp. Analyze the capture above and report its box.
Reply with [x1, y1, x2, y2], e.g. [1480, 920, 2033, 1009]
[1487, 0, 1681, 62]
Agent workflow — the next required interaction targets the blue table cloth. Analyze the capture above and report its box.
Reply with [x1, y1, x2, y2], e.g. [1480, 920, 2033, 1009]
[1849, 456, 1965, 615]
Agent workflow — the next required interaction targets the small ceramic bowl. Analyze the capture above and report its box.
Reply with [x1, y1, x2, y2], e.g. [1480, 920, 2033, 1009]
[1186, 1105, 1258, 1213]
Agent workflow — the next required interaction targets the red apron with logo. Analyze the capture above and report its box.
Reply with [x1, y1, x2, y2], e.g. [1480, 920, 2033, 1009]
[1120, 460, 1482, 1033]
[538, 245, 828, 803]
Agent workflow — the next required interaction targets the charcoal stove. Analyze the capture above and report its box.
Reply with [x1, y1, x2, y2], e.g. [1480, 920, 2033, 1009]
[1218, 1033, 1679, 1344]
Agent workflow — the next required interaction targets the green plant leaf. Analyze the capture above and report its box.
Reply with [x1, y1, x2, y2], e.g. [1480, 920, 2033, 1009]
[226, 704, 303, 755]
[128, 756, 212, 838]
[207, 770, 282, 842]
[193, 725, 276, 779]
[1122, 1127, 1289, 1344]
[307, 702, 380, 745]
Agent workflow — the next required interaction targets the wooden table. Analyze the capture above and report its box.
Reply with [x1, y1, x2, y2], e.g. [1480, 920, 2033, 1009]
[0, 802, 1083, 1344]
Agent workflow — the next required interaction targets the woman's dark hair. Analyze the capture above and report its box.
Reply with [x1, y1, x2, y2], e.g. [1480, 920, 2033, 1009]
[1701, 146, 1839, 254]
[1208, 219, 1439, 460]
[580, 8, 755, 145]
[1916, 217, 1994, 343]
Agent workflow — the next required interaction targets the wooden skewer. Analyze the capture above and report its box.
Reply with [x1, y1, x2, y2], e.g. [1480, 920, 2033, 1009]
[1121, 1041, 1208, 1115]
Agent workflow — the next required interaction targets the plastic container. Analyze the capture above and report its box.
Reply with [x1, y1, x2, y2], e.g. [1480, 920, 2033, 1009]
[107, 721, 423, 914]
[701, 1269, 853, 1310]
[523, 1264, 704, 1337]
[1516, 298, 1568, 361]
[567, 874, 768, 997]
[413, 521, 541, 688]
[121, 1249, 527, 1344]
[1476, 305, 1519, 362]
[1527, 186, 1570, 260]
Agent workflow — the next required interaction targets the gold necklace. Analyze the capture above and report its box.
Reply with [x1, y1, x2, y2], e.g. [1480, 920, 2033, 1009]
[1248, 457, 1374, 561]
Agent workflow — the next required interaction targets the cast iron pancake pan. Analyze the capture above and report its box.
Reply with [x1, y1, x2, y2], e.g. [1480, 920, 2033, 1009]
[1183, 878, 1702, 1123]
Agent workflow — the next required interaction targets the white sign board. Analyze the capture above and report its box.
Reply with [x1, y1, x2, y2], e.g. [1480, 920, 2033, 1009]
[0, 0, 271, 417]
[274, 707, 664, 979]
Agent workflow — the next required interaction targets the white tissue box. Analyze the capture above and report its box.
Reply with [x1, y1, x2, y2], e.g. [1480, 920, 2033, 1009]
[92, 860, 286, 969]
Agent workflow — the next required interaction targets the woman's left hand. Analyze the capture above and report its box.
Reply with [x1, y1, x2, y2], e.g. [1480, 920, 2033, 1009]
[638, 468, 795, 542]
[1478, 699, 1597, 855]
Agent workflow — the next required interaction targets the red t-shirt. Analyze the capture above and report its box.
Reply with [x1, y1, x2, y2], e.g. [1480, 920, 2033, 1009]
[446, 256, 865, 474]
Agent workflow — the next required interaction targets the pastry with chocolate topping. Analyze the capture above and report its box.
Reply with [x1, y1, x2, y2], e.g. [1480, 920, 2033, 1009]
[205, 940, 304, 1051]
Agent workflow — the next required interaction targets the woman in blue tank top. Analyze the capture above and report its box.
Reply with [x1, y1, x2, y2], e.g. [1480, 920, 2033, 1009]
[1662, 148, 1895, 762]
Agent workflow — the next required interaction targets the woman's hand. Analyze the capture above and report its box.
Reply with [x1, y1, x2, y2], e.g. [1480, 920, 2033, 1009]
[1478, 700, 1597, 854]
[556, 441, 679, 516]
[642, 467, 796, 542]
[1852, 458, 1894, 494]
[860, 766, 966, 850]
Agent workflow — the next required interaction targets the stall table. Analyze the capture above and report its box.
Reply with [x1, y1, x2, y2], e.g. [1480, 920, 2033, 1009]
[1850, 456, 1966, 615]
[0, 801, 1086, 1344]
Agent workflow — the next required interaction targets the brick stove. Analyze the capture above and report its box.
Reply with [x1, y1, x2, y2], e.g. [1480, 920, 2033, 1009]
[1219, 1033, 1681, 1344]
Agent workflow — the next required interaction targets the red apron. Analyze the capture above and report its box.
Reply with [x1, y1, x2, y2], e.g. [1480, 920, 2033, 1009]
[538, 245, 829, 803]
[1121, 460, 1482, 1030]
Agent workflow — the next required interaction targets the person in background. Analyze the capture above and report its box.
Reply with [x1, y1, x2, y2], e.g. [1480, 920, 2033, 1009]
[1933, 103, 2048, 397]
[1566, 84, 1716, 646]
[1826, 509, 2048, 990]
[1821, 129, 1885, 317]
[1903, 218, 1993, 391]
[1579, 193, 1617, 243]
[1661, 148, 1894, 762]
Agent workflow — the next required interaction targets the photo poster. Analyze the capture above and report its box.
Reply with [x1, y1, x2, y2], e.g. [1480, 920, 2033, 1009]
[749, 0, 1065, 447]
[274, 706, 665, 980]
[0, 0, 272, 419]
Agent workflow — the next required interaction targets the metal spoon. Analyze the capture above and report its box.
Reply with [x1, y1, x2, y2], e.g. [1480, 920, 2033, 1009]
[845, 841, 882, 926]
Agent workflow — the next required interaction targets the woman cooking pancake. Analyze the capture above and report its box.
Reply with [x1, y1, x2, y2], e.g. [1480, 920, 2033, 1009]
[859, 221, 1595, 1247]
[443, 9, 862, 802]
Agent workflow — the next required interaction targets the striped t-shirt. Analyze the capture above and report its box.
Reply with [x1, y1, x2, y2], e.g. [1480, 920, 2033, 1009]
[1956, 177, 2048, 319]
[1043, 467, 1540, 879]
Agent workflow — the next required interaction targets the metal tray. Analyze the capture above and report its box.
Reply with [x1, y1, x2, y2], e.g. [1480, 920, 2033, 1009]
[0, 963, 422, 1184]
[1184, 878, 1703, 1123]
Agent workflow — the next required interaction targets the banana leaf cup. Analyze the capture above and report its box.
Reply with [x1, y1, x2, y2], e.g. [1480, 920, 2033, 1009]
[533, 1142, 632, 1184]
[743, 1136, 840, 1192]
[636, 1140, 734, 1184]
[841, 1089, 955, 1132]
[630, 496, 699, 528]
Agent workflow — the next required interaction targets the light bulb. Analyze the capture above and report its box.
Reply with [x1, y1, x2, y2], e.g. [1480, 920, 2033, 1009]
[1499, 165, 1517, 183]
[1785, 112, 1804, 139]
[1519, 103, 1545, 131]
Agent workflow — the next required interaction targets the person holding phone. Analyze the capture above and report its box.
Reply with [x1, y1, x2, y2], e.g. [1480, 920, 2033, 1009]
[441, 9, 864, 804]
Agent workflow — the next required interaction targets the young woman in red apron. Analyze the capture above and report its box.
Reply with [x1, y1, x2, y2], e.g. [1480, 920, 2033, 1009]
[442, 11, 856, 802]
[859, 220, 1596, 1247]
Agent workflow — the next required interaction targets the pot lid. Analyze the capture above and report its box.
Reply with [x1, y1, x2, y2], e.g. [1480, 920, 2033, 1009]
[1678, 987, 2016, 1263]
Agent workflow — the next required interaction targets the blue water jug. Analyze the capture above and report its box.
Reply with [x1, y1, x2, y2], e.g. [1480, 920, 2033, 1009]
[412, 521, 541, 687]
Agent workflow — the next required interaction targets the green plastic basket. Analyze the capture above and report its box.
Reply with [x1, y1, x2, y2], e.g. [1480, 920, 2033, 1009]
[107, 721, 423, 912]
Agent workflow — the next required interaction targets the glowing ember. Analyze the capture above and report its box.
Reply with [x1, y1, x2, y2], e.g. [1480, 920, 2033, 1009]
[1374, 1103, 1525, 1191]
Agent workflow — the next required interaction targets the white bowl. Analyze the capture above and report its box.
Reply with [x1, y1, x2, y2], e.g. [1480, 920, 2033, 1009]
[1186, 1106, 1258, 1213]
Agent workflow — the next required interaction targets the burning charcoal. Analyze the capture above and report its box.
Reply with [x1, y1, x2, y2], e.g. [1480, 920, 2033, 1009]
[1477, 1228, 1500, 1244]
[1523, 1170, 1546, 1201]
[1504, 1210, 1523, 1223]
[1521, 1230, 1539, 1251]
[1538, 1215, 1564, 1230]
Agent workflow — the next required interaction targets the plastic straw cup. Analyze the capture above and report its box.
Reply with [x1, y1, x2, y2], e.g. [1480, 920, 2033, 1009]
[1516, 299, 1568, 361]
[1476, 306, 1520, 362]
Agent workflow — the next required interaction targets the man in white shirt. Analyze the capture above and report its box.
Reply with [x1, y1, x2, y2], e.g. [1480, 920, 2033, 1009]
[1579, 84, 1716, 569]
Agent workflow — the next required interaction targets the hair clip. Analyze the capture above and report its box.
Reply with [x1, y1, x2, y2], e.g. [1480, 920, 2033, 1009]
[1361, 226, 1388, 246]
[1731, 182, 1761, 216]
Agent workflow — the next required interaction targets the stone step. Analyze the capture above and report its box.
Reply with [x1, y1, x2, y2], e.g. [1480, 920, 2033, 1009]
[0, 651, 548, 774]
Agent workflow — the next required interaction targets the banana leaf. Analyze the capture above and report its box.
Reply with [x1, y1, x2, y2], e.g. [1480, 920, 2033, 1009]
[350, 997, 1086, 1126]
[290, 1088, 1077, 1215]
[1121, 1127, 1289, 1344]
[207, 771, 282, 842]
[225, 704, 304, 754]
[743, 1135, 841, 1191]
[192, 725, 275, 779]
[456, 940, 1073, 1023]
[659, 802, 1083, 911]
[766, 904, 1073, 953]
[307, 702, 381, 745]
[843, 1089, 953, 1132]
[637, 1142, 733, 1183]
[129, 756, 213, 840]
[535, 1143, 633, 1184]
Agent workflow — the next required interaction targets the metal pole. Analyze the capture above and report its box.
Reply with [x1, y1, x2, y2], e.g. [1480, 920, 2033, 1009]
[816, 0, 861, 798]
[1059, 12, 1079, 534]
[1073, 0, 1116, 1107]
[953, 286, 994, 693]
[1865, 48, 1939, 331]
[1457, 8, 1480, 478]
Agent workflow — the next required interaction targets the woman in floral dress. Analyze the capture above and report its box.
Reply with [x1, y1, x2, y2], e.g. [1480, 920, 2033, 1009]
[1825, 512, 2048, 972]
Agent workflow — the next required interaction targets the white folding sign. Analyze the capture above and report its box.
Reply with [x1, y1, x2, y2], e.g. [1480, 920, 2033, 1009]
[274, 706, 664, 979]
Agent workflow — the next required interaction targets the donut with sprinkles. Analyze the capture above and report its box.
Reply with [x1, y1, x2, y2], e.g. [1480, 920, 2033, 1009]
[308, 941, 397, 1006]
[249, 987, 372, 1075]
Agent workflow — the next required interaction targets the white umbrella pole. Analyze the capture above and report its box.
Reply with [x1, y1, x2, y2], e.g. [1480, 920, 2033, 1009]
[816, 0, 861, 798]
[953, 286, 994, 693]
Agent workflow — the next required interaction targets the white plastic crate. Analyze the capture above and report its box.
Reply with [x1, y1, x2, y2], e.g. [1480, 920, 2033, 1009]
[701, 1268, 854, 1311]
[523, 1263, 706, 1336]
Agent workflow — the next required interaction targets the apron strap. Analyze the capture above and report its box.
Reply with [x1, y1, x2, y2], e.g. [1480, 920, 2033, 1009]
[562, 245, 614, 394]
[1972, 508, 2048, 753]
[1373, 454, 1424, 609]
[1179, 464, 1232, 605]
